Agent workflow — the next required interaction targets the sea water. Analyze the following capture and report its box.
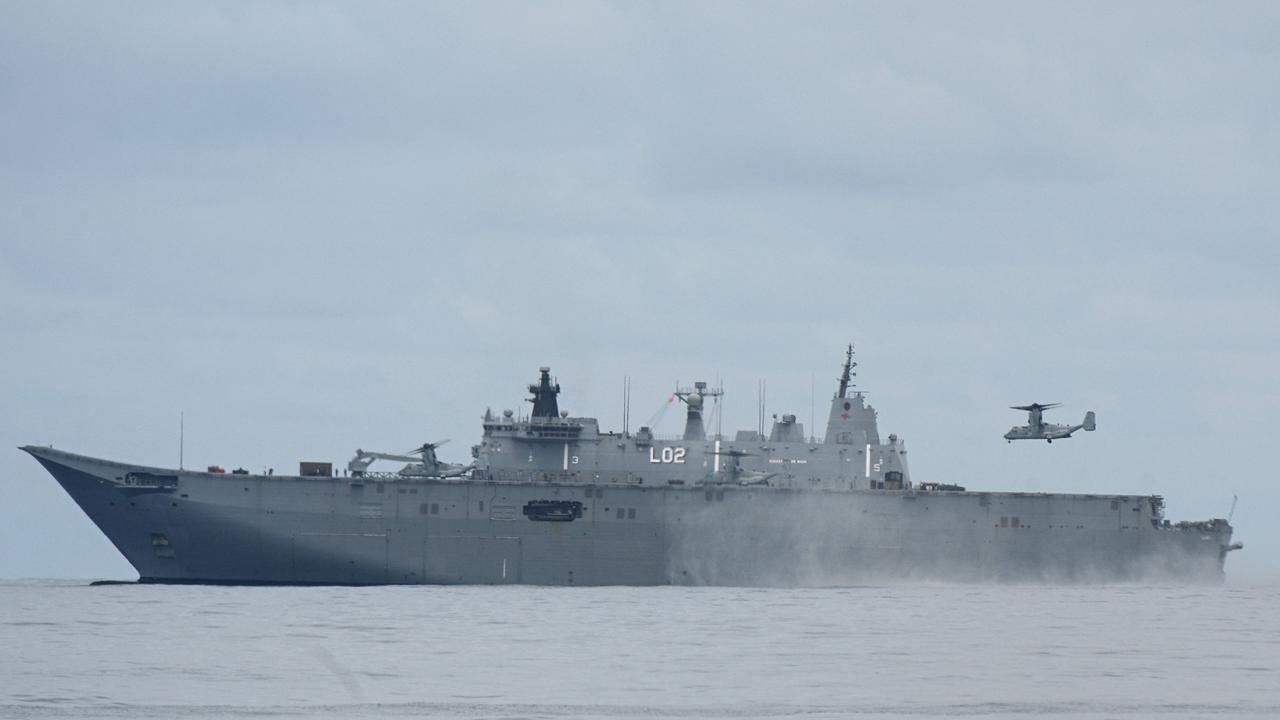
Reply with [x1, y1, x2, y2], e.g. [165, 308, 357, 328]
[1, 581, 1277, 719]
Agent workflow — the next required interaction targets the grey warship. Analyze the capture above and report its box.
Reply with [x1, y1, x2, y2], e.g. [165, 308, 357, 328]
[22, 347, 1240, 585]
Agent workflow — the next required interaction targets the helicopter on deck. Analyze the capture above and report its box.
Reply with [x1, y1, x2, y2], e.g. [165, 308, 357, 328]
[1004, 403, 1096, 443]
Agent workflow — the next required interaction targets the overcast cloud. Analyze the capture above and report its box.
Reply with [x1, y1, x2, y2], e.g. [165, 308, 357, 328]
[2, 1, 1277, 580]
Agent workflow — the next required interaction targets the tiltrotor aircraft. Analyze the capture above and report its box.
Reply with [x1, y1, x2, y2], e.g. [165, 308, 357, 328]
[1004, 403, 1096, 443]
[347, 439, 471, 477]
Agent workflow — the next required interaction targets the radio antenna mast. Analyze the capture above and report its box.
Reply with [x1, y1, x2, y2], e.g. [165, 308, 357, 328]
[622, 375, 631, 435]
[716, 374, 723, 440]
[837, 344, 857, 398]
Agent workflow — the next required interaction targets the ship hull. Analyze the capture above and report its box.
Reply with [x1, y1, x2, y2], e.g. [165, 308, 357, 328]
[25, 447, 1233, 585]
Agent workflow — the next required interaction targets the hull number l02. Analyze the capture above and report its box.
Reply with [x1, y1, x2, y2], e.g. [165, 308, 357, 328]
[649, 447, 687, 464]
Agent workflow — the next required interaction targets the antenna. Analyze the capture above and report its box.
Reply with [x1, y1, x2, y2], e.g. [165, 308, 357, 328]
[1228, 495, 1238, 523]
[622, 375, 631, 435]
[179, 411, 184, 470]
[747, 379, 757, 435]
[716, 374, 723, 440]
[810, 373, 815, 443]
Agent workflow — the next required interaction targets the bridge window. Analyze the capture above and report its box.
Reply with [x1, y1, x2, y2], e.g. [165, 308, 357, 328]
[627, 508, 636, 519]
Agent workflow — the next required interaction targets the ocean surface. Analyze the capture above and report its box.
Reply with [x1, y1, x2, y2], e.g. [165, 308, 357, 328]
[1, 581, 1277, 720]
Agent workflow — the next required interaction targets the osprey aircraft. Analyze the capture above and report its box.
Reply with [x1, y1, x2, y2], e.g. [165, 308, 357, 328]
[1004, 403, 1096, 443]
[347, 439, 472, 478]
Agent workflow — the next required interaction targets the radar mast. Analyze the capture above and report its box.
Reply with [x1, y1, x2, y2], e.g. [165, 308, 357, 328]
[675, 380, 723, 441]
[527, 367, 561, 419]
[836, 344, 858, 398]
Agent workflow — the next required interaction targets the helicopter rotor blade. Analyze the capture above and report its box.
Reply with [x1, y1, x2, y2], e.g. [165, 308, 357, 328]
[405, 438, 451, 455]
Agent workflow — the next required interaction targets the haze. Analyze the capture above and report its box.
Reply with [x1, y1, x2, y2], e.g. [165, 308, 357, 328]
[2, 2, 1277, 581]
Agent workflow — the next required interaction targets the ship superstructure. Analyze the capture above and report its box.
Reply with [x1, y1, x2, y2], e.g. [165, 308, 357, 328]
[22, 347, 1240, 585]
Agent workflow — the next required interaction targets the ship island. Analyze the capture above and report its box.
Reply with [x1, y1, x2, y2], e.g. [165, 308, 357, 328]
[22, 346, 1241, 585]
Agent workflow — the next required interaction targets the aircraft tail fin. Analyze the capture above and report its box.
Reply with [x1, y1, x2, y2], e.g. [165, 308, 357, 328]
[1083, 411, 1096, 431]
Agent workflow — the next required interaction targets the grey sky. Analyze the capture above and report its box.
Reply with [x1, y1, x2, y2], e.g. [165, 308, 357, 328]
[2, 2, 1277, 580]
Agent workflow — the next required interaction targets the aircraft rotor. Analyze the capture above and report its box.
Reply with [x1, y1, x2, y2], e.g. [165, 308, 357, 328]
[1010, 402, 1061, 411]
[405, 438, 450, 455]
